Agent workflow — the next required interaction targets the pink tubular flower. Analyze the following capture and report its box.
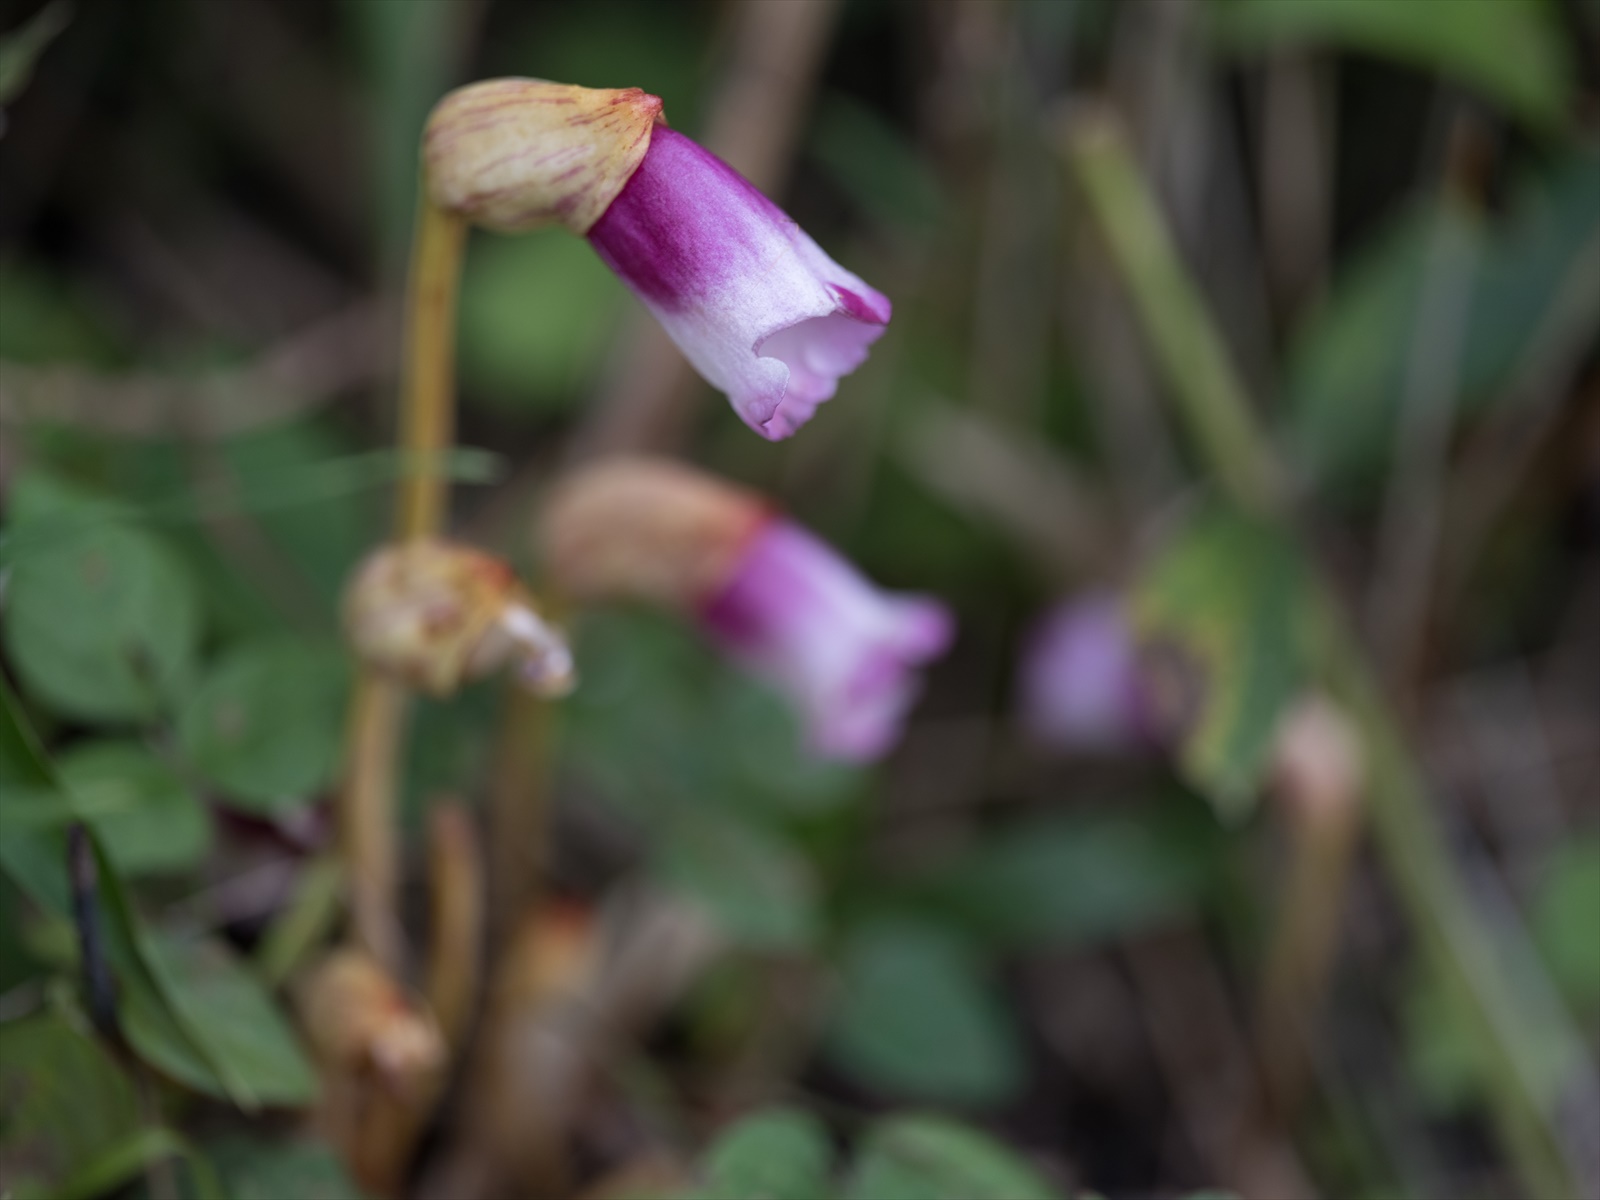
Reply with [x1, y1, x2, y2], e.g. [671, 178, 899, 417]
[540, 458, 950, 761]
[702, 520, 953, 761]
[1018, 591, 1156, 754]
[586, 127, 891, 440]
[426, 81, 891, 441]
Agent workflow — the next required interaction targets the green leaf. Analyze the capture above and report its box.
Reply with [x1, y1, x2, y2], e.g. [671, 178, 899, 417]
[178, 637, 349, 814]
[825, 918, 1024, 1106]
[0, 679, 248, 1107]
[657, 815, 820, 951]
[1286, 151, 1600, 499]
[53, 1127, 224, 1200]
[459, 229, 626, 412]
[1130, 507, 1308, 819]
[1531, 836, 1600, 1017]
[125, 933, 317, 1108]
[207, 1135, 366, 1200]
[931, 810, 1218, 950]
[1209, 0, 1573, 130]
[0, 1011, 142, 1198]
[55, 741, 211, 876]
[2, 501, 200, 723]
[845, 1116, 1060, 1200]
[0, 0, 71, 108]
[702, 1108, 835, 1200]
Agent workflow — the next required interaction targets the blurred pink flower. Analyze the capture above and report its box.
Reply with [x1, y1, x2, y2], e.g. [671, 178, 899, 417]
[587, 127, 891, 440]
[1018, 591, 1156, 754]
[701, 520, 952, 762]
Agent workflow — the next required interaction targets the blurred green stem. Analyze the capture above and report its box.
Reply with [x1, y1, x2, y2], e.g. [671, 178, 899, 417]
[1064, 108, 1579, 1200]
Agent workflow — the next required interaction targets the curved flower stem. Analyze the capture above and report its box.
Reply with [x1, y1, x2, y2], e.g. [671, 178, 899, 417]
[1063, 108, 1581, 1200]
[341, 194, 466, 969]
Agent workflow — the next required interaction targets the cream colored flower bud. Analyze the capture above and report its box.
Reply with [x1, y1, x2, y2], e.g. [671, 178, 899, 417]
[424, 78, 664, 235]
[538, 456, 771, 610]
[343, 540, 574, 697]
[1271, 693, 1365, 827]
[297, 949, 444, 1094]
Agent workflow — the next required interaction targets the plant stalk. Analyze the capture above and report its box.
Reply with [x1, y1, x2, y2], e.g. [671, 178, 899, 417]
[1064, 108, 1581, 1200]
[341, 194, 466, 970]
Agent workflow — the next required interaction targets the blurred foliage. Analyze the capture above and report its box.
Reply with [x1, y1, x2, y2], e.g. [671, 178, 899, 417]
[676, 1107, 1065, 1200]
[1210, 0, 1574, 128]
[1286, 150, 1600, 499]
[1, 0, 1596, 1197]
[1130, 507, 1311, 819]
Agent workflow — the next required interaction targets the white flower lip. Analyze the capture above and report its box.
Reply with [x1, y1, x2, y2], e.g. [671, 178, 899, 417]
[587, 127, 891, 441]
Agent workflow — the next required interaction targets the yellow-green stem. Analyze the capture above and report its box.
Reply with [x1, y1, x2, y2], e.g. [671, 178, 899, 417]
[341, 193, 467, 970]
[1064, 108, 1580, 1200]
[395, 197, 467, 540]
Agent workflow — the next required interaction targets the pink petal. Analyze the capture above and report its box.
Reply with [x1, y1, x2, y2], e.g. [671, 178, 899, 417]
[588, 128, 891, 440]
[701, 520, 953, 762]
[1018, 592, 1156, 754]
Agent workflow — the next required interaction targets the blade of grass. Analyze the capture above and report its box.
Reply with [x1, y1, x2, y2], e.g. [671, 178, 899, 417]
[1062, 106, 1583, 1200]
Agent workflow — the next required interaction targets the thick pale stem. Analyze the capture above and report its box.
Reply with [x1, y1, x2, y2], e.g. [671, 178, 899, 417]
[1064, 109, 1581, 1200]
[341, 194, 467, 971]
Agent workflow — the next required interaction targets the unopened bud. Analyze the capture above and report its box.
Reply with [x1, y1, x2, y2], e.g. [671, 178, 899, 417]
[297, 949, 444, 1097]
[538, 457, 769, 610]
[1270, 693, 1364, 827]
[343, 540, 574, 697]
[424, 78, 664, 235]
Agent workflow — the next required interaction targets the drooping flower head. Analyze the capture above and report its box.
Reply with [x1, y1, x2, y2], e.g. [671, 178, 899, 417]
[425, 79, 890, 441]
[343, 540, 573, 698]
[1017, 591, 1158, 754]
[540, 458, 952, 762]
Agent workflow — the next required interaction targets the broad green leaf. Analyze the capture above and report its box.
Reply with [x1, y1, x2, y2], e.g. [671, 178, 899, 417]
[0, 1011, 142, 1197]
[825, 918, 1023, 1106]
[178, 637, 349, 813]
[126, 933, 316, 1108]
[1531, 836, 1600, 1017]
[845, 1115, 1060, 1200]
[1130, 507, 1308, 819]
[206, 1135, 366, 1200]
[56, 741, 211, 876]
[459, 230, 626, 412]
[3, 505, 199, 723]
[702, 1108, 835, 1200]
[0, 680, 72, 915]
[52, 1127, 224, 1200]
[0, 680, 245, 1107]
[931, 810, 1218, 950]
[657, 815, 820, 951]
[1209, 0, 1573, 130]
[1287, 153, 1600, 499]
